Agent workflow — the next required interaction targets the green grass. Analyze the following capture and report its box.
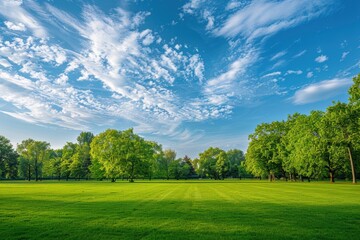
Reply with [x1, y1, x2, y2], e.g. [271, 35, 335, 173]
[0, 180, 360, 240]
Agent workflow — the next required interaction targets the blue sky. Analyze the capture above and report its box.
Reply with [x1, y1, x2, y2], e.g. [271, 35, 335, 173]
[0, 0, 359, 158]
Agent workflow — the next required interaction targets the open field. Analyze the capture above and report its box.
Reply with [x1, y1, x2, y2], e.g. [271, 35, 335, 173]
[0, 180, 360, 240]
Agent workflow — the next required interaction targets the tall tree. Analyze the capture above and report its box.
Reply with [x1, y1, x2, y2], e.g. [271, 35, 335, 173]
[215, 151, 229, 180]
[71, 132, 94, 179]
[283, 113, 323, 181]
[198, 147, 227, 180]
[146, 141, 162, 180]
[325, 103, 358, 183]
[245, 121, 286, 181]
[17, 139, 50, 181]
[183, 155, 195, 177]
[227, 149, 245, 178]
[43, 149, 62, 180]
[169, 159, 182, 180]
[61, 142, 77, 180]
[319, 111, 349, 183]
[91, 129, 155, 182]
[17, 139, 34, 181]
[77, 132, 94, 146]
[161, 149, 176, 180]
[0, 135, 18, 179]
[118, 129, 155, 182]
[90, 129, 122, 182]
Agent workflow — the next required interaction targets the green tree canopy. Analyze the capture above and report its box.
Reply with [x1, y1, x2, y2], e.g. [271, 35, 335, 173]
[0, 135, 18, 179]
[90, 128, 155, 182]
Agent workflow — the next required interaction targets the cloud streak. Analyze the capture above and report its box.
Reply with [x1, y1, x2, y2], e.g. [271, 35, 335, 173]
[292, 78, 352, 104]
[215, 0, 331, 40]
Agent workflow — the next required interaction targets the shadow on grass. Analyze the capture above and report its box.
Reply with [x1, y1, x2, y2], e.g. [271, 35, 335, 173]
[1, 195, 360, 240]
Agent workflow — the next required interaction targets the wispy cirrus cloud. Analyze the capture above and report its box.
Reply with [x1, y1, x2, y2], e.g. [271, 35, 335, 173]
[286, 70, 302, 75]
[292, 78, 352, 104]
[340, 51, 349, 62]
[293, 50, 306, 58]
[203, 49, 258, 106]
[262, 71, 281, 78]
[271, 51, 287, 61]
[214, 0, 332, 40]
[180, 0, 334, 114]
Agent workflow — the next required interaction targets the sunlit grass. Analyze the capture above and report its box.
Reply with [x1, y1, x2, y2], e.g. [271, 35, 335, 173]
[0, 180, 360, 239]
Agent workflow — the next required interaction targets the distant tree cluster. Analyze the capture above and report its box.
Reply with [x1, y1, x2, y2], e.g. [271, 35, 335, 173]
[245, 74, 360, 183]
[0, 129, 245, 181]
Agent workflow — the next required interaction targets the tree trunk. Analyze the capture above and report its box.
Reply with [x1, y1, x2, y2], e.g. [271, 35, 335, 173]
[27, 164, 31, 181]
[347, 145, 357, 184]
[329, 171, 335, 183]
[268, 172, 272, 182]
[111, 178, 116, 182]
[35, 162, 38, 181]
[129, 160, 135, 182]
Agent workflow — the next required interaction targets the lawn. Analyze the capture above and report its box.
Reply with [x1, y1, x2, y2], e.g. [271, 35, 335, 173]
[0, 180, 359, 240]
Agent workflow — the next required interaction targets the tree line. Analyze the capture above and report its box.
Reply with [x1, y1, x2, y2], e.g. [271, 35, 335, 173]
[0, 129, 246, 182]
[245, 74, 360, 183]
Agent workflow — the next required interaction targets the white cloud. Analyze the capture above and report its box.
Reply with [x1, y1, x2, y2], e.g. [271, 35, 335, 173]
[182, 1, 216, 32]
[225, 1, 244, 11]
[0, 3, 213, 144]
[286, 70, 302, 75]
[262, 71, 281, 78]
[0, 1, 47, 38]
[140, 29, 155, 46]
[0, 75, 102, 130]
[292, 78, 352, 104]
[203, 10, 215, 30]
[293, 50, 306, 58]
[307, 71, 313, 78]
[0, 36, 67, 67]
[215, 0, 331, 40]
[4, 21, 26, 31]
[205, 50, 256, 90]
[203, 49, 258, 108]
[183, 0, 204, 14]
[186, 54, 205, 83]
[271, 51, 287, 61]
[315, 55, 328, 63]
[341, 51, 349, 62]
[55, 73, 69, 85]
[0, 58, 11, 68]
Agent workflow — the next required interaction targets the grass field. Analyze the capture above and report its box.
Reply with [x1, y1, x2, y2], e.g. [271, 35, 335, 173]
[0, 180, 360, 240]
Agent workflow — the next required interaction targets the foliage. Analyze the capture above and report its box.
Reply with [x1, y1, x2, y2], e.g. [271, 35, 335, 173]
[246, 121, 286, 181]
[245, 74, 360, 182]
[198, 147, 228, 179]
[60, 142, 77, 180]
[0, 135, 18, 179]
[90, 129, 155, 182]
[17, 139, 50, 181]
